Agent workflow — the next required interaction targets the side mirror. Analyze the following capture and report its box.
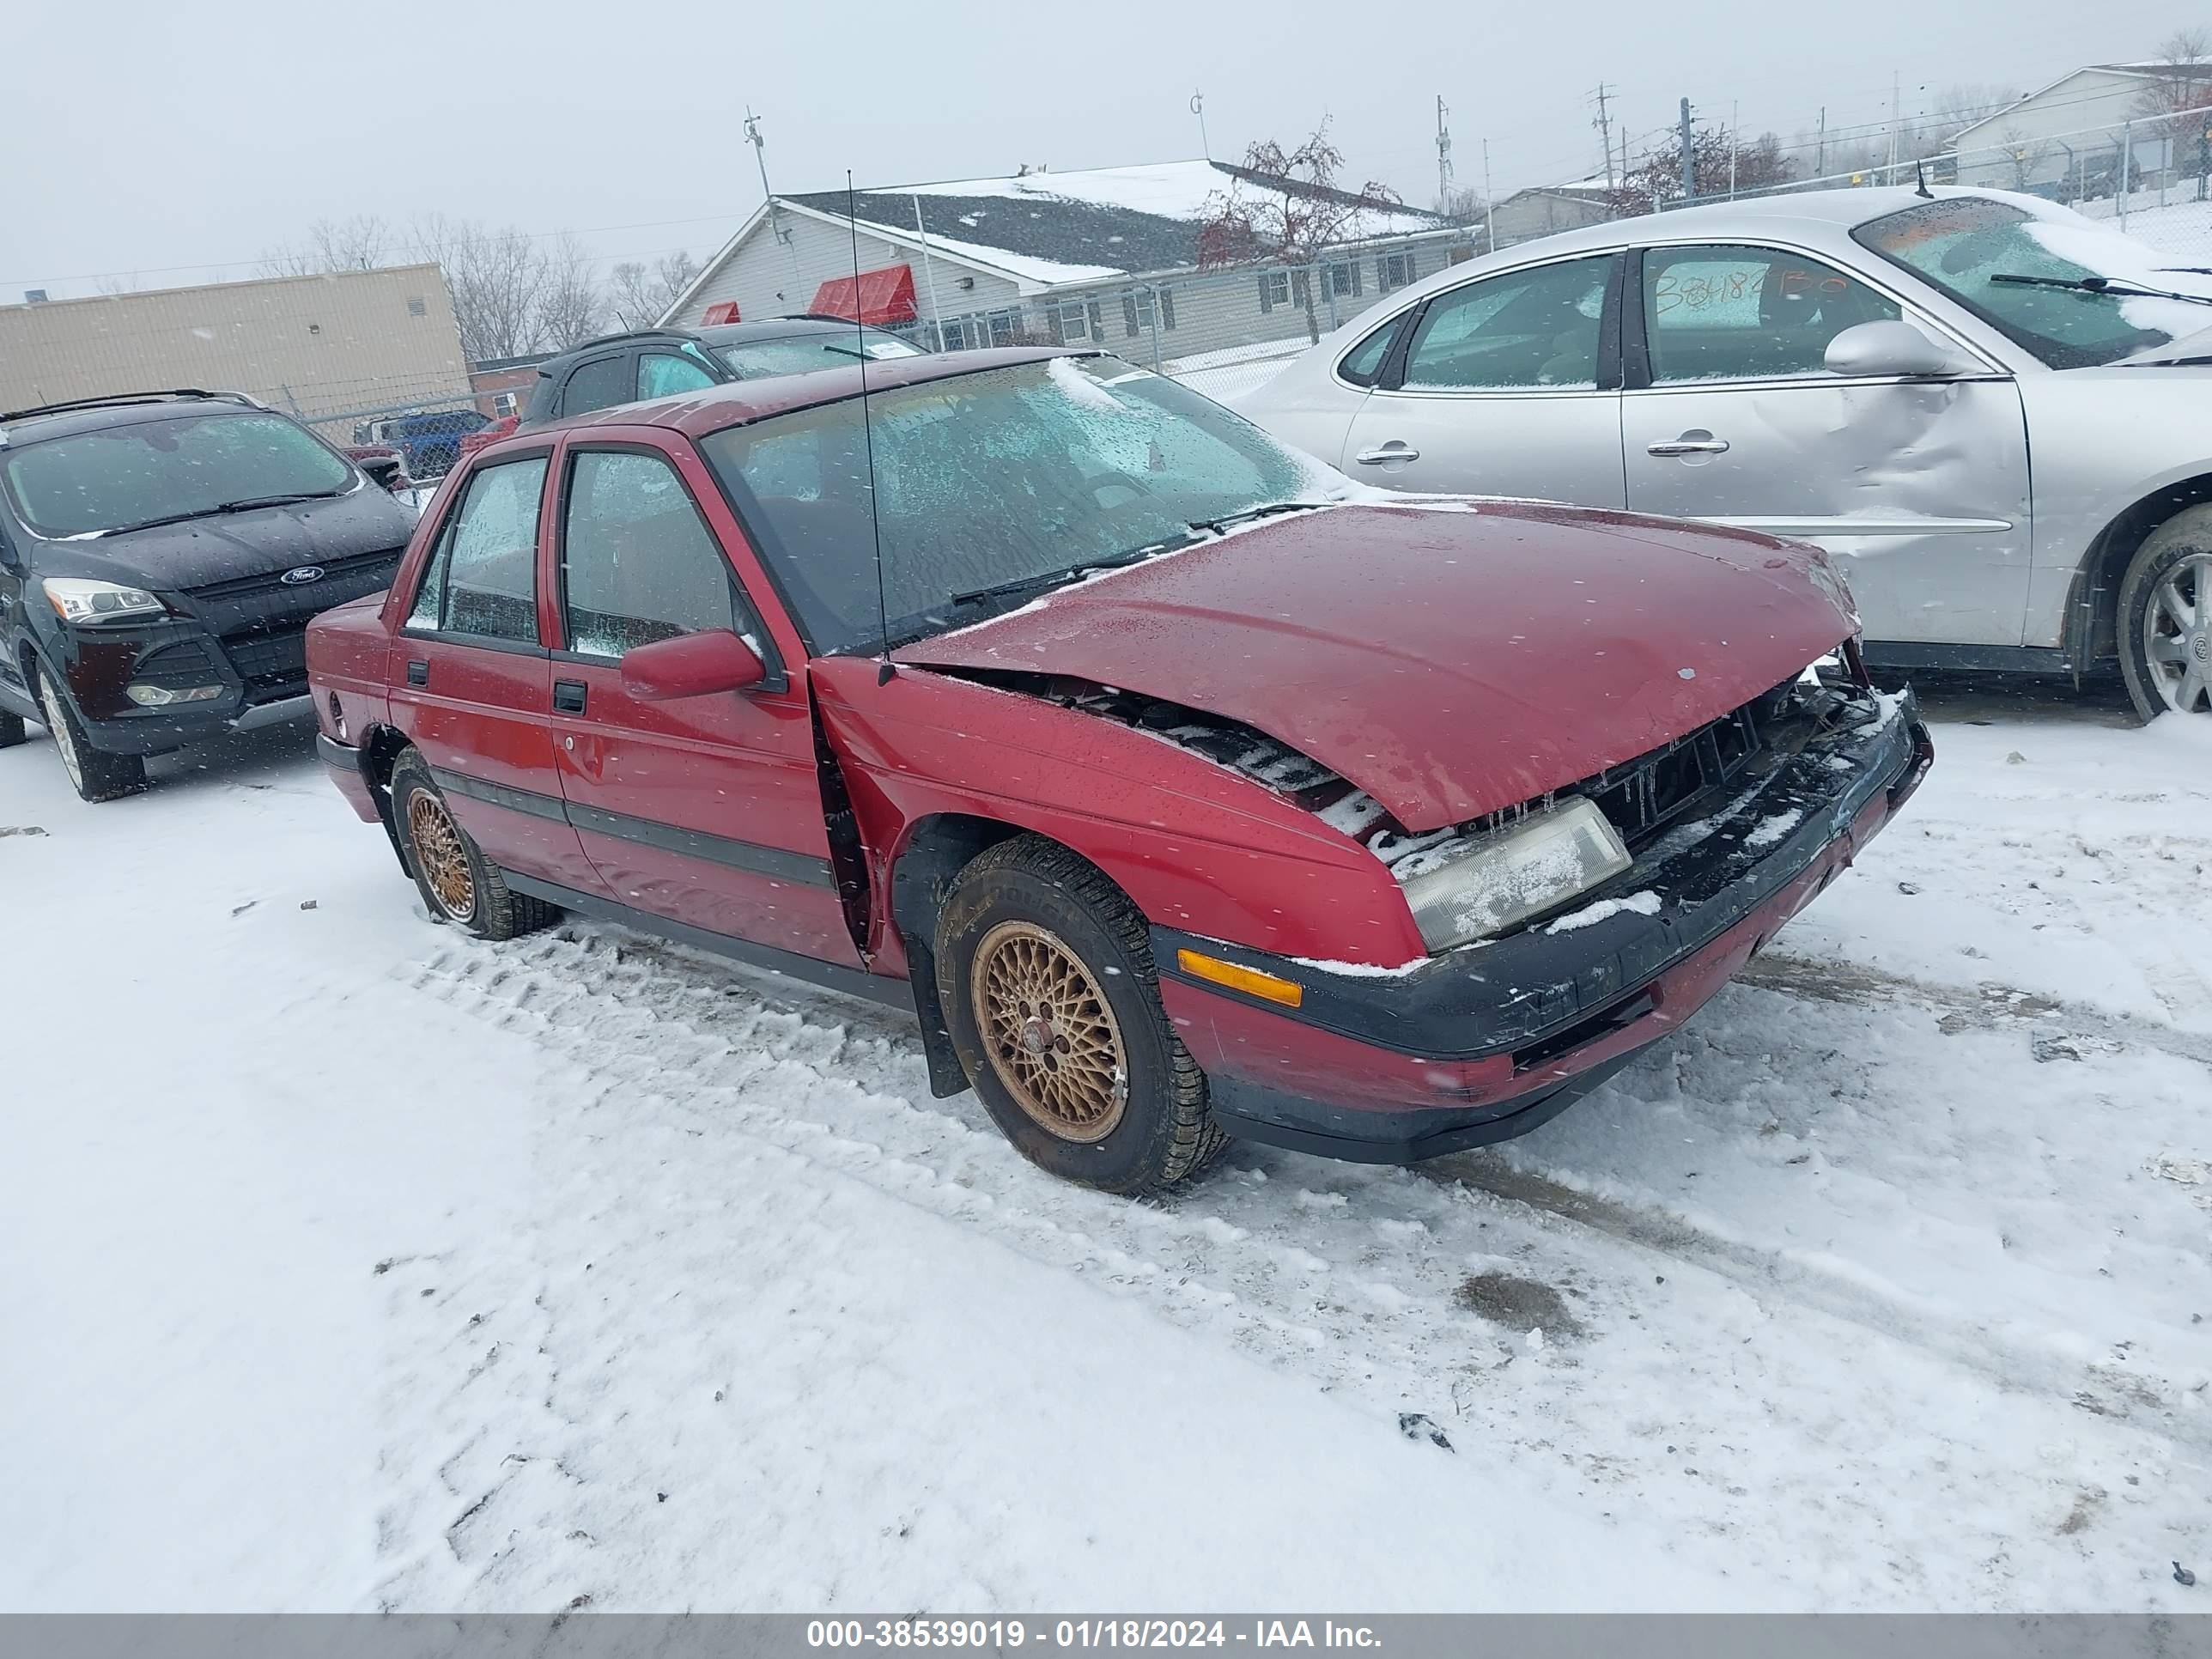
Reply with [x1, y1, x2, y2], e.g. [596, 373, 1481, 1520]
[357, 454, 409, 492]
[1825, 319, 1969, 380]
[620, 629, 767, 701]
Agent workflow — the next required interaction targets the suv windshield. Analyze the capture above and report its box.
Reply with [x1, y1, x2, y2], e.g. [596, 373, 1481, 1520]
[2, 410, 353, 538]
[1855, 197, 2212, 368]
[700, 356, 1332, 653]
[714, 329, 923, 379]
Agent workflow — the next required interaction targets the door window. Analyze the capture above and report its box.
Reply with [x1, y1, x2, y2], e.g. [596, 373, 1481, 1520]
[637, 349, 720, 401]
[560, 450, 757, 659]
[1643, 245, 1899, 383]
[1400, 256, 1612, 390]
[560, 356, 634, 416]
[404, 456, 546, 642]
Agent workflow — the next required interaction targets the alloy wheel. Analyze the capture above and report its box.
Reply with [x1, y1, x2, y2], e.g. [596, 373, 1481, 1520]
[40, 672, 85, 794]
[408, 793, 478, 922]
[969, 920, 1129, 1143]
[2143, 550, 2212, 715]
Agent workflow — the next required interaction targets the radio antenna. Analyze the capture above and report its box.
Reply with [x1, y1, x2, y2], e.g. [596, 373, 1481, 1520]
[847, 171, 895, 684]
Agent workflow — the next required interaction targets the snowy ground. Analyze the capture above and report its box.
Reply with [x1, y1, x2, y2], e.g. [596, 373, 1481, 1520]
[3, 680, 2209, 1613]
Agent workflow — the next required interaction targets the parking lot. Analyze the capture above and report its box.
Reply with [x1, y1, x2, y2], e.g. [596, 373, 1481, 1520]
[3, 675, 2207, 1613]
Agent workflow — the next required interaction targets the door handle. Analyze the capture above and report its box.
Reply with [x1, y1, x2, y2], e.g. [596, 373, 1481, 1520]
[552, 679, 587, 714]
[406, 659, 428, 686]
[1647, 434, 1731, 457]
[1355, 443, 1420, 465]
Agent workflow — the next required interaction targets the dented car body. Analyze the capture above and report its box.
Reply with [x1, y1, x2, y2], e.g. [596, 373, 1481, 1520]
[307, 349, 1931, 1190]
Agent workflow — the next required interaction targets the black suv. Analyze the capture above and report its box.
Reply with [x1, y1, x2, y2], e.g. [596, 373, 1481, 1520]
[0, 390, 419, 801]
[520, 318, 927, 426]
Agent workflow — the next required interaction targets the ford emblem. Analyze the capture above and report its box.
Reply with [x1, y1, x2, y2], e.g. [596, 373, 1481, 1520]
[279, 565, 325, 586]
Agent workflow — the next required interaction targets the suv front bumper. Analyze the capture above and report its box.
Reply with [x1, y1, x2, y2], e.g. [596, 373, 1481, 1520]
[1153, 690, 1934, 1163]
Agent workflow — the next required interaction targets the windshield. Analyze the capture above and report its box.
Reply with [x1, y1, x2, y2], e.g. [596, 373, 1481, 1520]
[699, 356, 1333, 653]
[1855, 197, 2212, 368]
[1, 410, 353, 538]
[714, 329, 924, 379]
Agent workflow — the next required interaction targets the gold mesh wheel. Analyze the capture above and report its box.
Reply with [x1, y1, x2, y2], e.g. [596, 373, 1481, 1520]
[969, 920, 1128, 1143]
[408, 793, 477, 922]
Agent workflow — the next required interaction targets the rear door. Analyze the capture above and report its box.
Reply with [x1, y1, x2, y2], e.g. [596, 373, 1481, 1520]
[1619, 241, 2032, 646]
[386, 451, 599, 890]
[1339, 252, 1626, 504]
[546, 436, 860, 966]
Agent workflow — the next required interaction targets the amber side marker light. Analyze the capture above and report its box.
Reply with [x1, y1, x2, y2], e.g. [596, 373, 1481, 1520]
[1176, 948, 1304, 1008]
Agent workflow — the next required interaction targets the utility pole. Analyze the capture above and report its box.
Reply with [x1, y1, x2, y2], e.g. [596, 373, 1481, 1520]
[1679, 97, 1697, 204]
[1436, 96, 1454, 214]
[1815, 106, 1826, 179]
[1592, 82, 1617, 186]
[1887, 69, 1901, 185]
[1481, 137, 1496, 252]
[1190, 90, 1209, 159]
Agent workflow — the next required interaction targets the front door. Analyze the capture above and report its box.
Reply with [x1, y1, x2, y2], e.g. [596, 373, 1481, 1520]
[547, 440, 860, 967]
[1338, 252, 1626, 505]
[1620, 242, 2033, 647]
[386, 451, 599, 890]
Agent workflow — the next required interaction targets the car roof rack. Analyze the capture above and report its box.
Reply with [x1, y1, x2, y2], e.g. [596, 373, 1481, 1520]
[0, 388, 265, 424]
[562, 326, 708, 354]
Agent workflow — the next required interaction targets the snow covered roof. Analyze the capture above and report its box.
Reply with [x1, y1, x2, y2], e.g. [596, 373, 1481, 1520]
[782, 160, 1443, 290]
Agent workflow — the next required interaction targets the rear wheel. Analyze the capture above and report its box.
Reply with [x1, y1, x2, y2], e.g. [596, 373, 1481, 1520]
[2118, 507, 2212, 720]
[388, 749, 556, 940]
[938, 836, 1226, 1194]
[0, 708, 24, 749]
[39, 666, 147, 803]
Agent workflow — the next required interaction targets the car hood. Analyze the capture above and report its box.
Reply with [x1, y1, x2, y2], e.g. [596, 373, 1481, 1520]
[36, 484, 415, 592]
[894, 501, 1858, 832]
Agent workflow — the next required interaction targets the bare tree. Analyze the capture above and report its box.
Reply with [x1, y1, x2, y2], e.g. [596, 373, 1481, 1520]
[1196, 121, 1407, 342]
[1995, 125, 2055, 191]
[257, 215, 394, 278]
[410, 216, 547, 362]
[607, 251, 702, 328]
[536, 234, 607, 350]
[1439, 185, 1487, 228]
[2137, 29, 2212, 117]
[1608, 128, 1794, 214]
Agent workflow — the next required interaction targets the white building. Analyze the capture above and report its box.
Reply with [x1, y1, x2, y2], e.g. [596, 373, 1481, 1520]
[660, 159, 1458, 362]
[1948, 62, 2212, 196]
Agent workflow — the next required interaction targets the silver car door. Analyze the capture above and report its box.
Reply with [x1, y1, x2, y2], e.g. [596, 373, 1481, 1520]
[1339, 252, 1627, 506]
[1620, 241, 2031, 647]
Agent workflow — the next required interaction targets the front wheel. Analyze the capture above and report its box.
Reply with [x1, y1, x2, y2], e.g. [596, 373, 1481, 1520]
[39, 667, 147, 803]
[2118, 509, 2212, 720]
[388, 749, 556, 940]
[937, 836, 1225, 1194]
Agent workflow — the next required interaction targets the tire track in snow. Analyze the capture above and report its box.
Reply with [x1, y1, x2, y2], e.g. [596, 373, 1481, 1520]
[389, 922, 2212, 1607]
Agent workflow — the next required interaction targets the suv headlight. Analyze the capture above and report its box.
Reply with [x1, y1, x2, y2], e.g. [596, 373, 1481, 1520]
[42, 577, 167, 624]
[1398, 799, 1633, 952]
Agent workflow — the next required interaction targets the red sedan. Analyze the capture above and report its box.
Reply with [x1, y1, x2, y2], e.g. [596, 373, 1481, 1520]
[307, 349, 1932, 1193]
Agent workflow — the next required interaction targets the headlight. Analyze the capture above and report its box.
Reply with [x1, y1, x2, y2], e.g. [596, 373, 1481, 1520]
[42, 577, 166, 624]
[1398, 799, 1632, 951]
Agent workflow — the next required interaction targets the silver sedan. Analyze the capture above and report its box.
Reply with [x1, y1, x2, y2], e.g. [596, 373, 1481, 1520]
[1240, 187, 2212, 720]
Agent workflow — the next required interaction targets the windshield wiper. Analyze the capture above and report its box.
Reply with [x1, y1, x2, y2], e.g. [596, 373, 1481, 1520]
[1185, 500, 1334, 536]
[949, 547, 1163, 610]
[1989, 272, 2212, 307]
[96, 490, 343, 538]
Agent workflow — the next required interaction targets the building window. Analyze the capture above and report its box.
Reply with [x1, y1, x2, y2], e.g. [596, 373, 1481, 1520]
[1378, 250, 1418, 291]
[492, 391, 519, 417]
[1328, 262, 1362, 298]
[939, 318, 969, 350]
[1054, 299, 1093, 344]
[987, 309, 1022, 347]
[407, 296, 428, 317]
[1121, 287, 1173, 335]
[1259, 270, 1292, 311]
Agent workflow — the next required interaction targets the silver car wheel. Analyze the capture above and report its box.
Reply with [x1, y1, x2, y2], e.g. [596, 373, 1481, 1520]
[2142, 550, 2212, 715]
[40, 670, 86, 793]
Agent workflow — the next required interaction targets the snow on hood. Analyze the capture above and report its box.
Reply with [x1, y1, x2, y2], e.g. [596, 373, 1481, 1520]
[895, 501, 1858, 832]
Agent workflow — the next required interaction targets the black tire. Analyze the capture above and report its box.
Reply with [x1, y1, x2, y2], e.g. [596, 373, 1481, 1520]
[0, 707, 24, 749]
[387, 749, 557, 940]
[38, 665, 147, 803]
[937, 835, 1226, 1195]
[2117, 505, 2212, 721]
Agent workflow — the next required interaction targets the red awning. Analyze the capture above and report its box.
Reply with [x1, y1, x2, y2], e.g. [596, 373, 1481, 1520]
[700, 301, 741, 325]
[808, 264, 918, 325]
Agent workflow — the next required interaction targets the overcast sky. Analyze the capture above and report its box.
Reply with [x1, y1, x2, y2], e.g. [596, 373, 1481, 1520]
[3, 0, 2197, 301]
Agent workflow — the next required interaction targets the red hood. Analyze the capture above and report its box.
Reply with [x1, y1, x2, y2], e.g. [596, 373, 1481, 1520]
[894, 501, 1856, 832]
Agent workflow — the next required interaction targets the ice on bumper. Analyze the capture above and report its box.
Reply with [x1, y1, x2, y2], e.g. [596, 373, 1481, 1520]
[1397, 799, 1633, 953]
